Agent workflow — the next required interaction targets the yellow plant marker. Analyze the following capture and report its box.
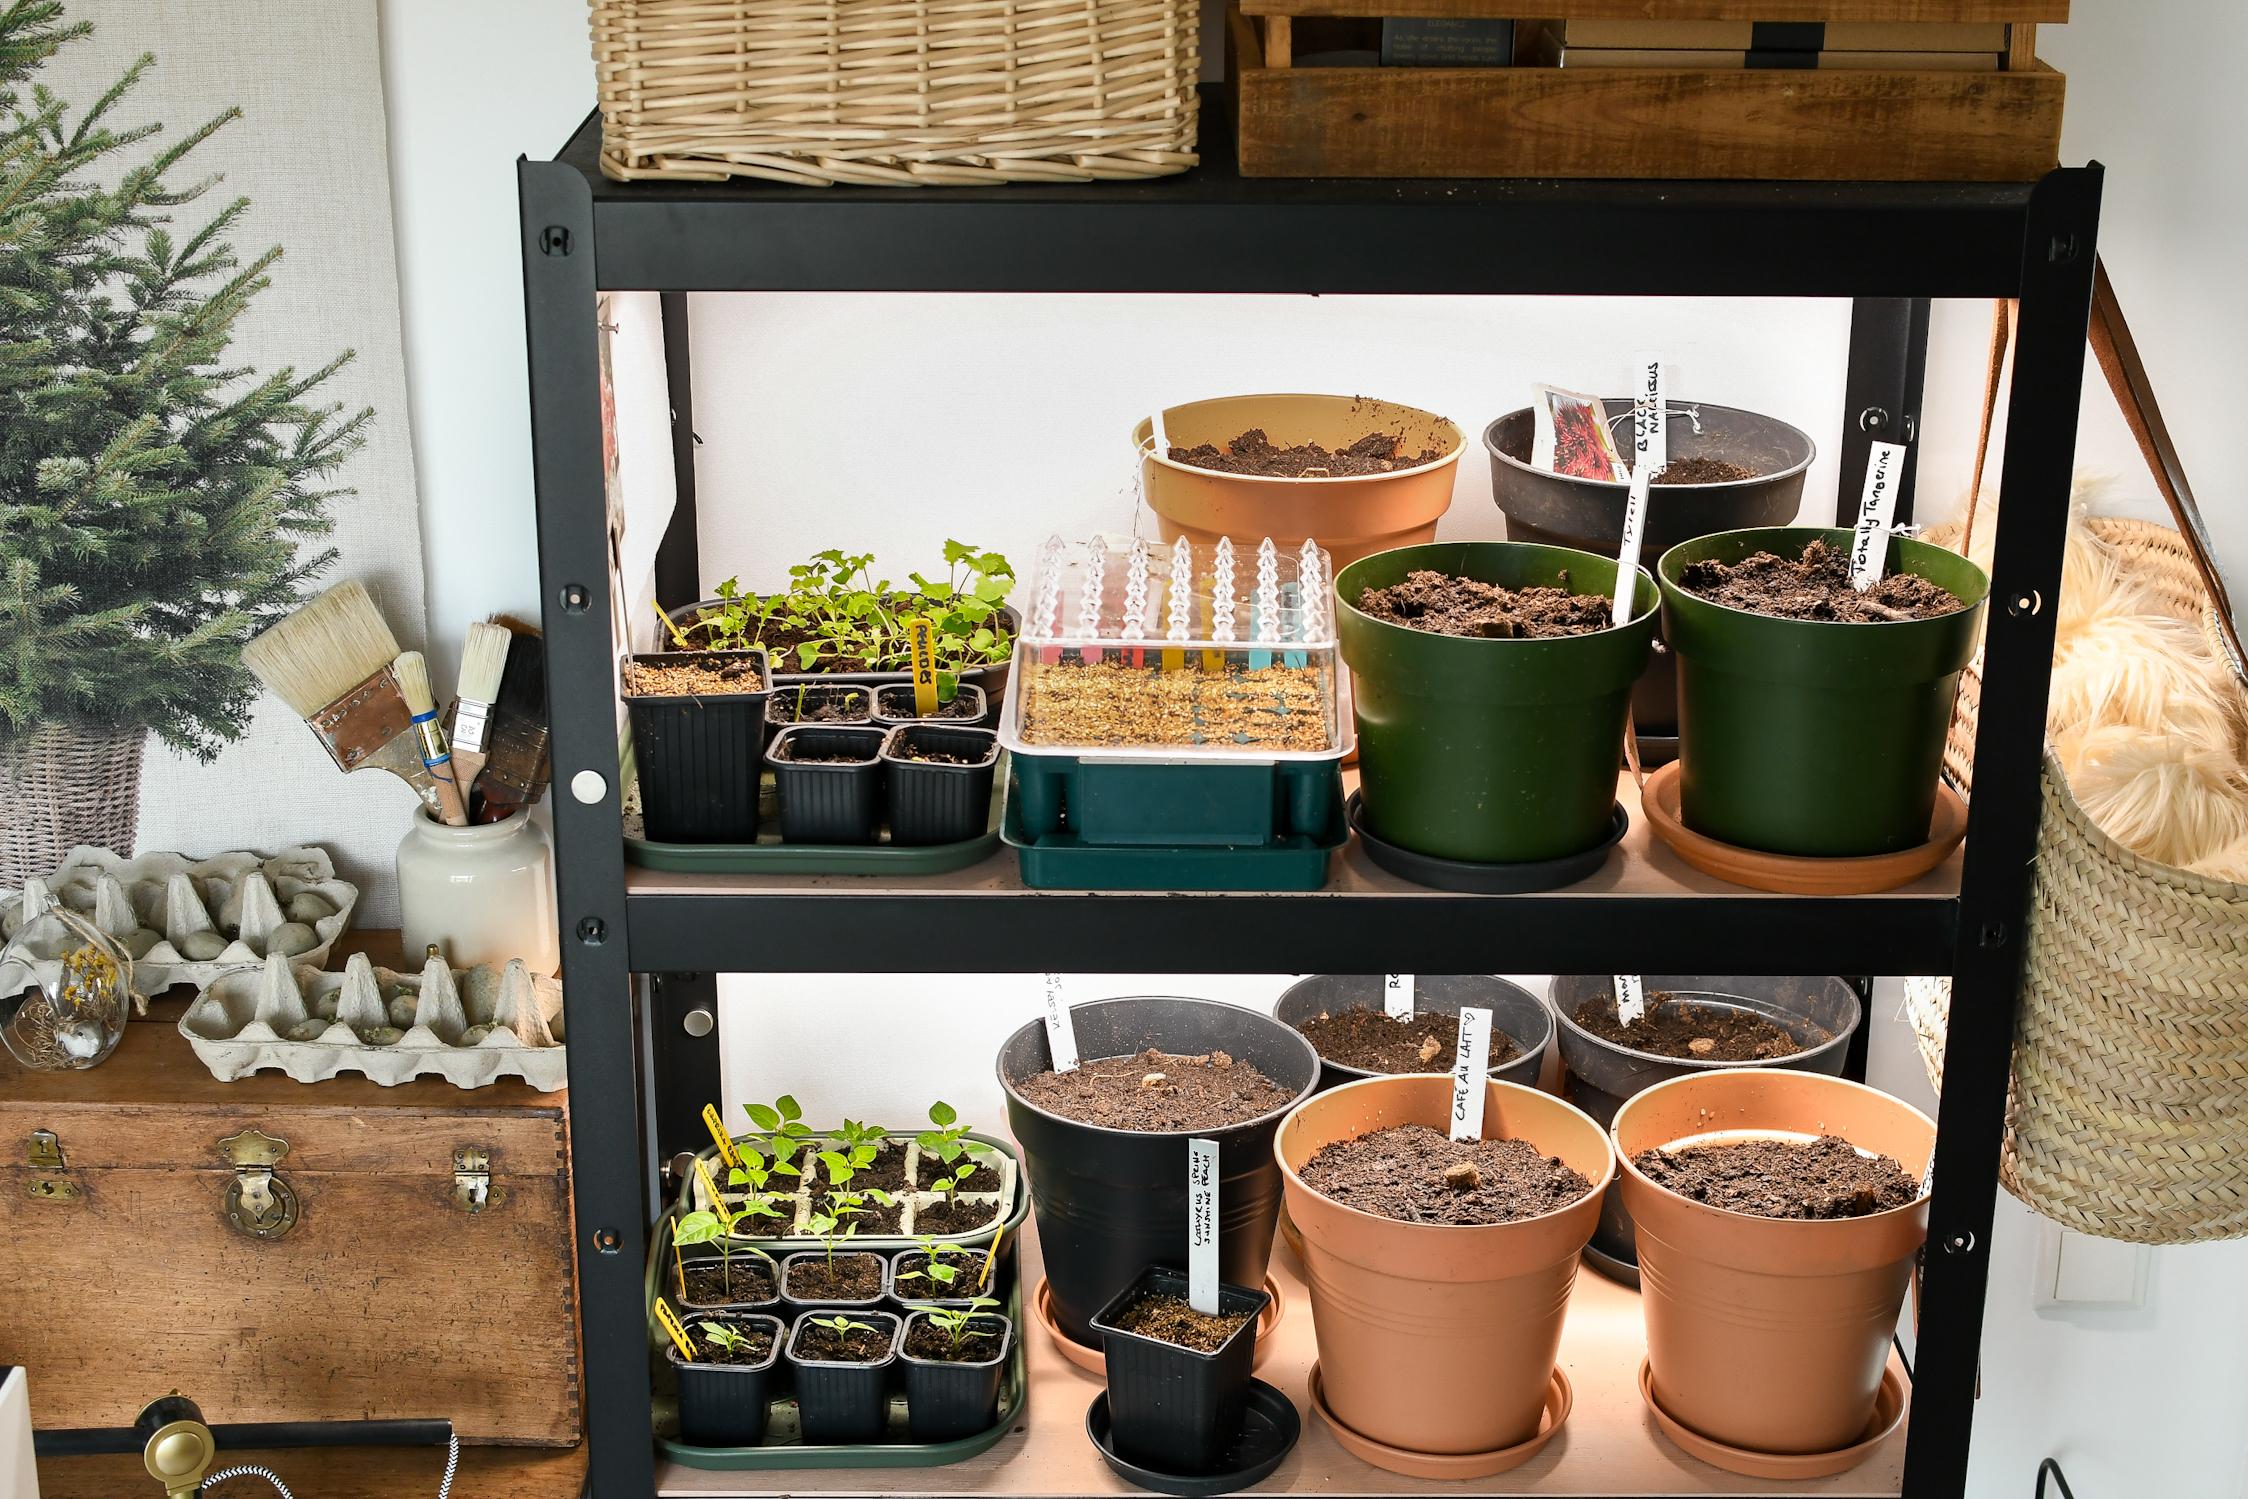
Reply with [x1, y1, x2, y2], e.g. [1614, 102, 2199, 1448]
[655, 1297, 698, 1362]
[694, 1158, 735, 1229]
[976, 1236, 1001, 1291]
[908, 616, 939, 717]
[702, 1104, 743, 1172]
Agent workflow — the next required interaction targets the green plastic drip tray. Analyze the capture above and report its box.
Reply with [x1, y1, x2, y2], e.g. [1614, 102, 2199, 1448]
[1002, 776, 1345, 891]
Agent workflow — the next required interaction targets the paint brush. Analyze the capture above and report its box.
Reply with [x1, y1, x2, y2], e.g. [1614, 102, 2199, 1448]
[472, 624, 552, 822]
[449, 620, 513, 807]
[241, 581, 442, 810]
[394, 650, 468, 826]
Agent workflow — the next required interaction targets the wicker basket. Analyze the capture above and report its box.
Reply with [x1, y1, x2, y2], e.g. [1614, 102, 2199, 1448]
[590, 0, 1201, 187]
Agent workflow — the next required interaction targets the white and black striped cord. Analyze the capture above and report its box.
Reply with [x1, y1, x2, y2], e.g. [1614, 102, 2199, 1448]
[200, 1434, 459, 1499]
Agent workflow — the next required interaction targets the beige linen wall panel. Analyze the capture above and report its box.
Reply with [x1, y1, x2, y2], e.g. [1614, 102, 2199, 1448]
[41, 1, 429, 922]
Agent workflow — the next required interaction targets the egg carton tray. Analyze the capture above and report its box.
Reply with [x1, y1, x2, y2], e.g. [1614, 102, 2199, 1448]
[180, 949, 568, 1091]
[1, 845, 359, 998]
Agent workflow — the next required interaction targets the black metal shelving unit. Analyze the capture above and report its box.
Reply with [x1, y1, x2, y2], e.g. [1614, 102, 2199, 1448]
[520, 94, 2101, 1499]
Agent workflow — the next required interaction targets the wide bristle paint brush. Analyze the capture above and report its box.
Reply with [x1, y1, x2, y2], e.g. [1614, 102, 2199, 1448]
[473, 625, 551, 822]
[394, 650, 468, 826]
[449, 621, 513, 807]
[241, 581, 442, 810]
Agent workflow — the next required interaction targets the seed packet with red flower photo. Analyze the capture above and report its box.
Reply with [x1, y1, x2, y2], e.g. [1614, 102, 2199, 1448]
[1530, 384, 1628, 482]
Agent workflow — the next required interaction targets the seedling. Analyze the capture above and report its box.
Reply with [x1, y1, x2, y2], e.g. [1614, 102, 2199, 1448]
[803, 1314, 884, 1354]
[698, 1321, 763, 1359]
[917, 1102, 982, 1206]
[921, 1298, 1002, 1359]
[742, 1094, 813, 1179]
[674, 1207, 773, 1301]
[804, 1199, 864, 1279]
[893, 1236, 973, 1300]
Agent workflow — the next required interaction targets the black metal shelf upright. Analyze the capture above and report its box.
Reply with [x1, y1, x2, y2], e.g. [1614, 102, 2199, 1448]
[520, 96, 2102, 1499]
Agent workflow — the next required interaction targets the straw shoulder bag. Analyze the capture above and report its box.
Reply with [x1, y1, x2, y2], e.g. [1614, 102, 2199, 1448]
[1907, 267, 2248, 1245]
[591, 0, 1202, 186]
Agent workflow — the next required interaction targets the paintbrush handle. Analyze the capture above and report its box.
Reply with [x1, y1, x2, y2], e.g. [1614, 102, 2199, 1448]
[452, 748, 490, 808]
[428, 764, 469, 826]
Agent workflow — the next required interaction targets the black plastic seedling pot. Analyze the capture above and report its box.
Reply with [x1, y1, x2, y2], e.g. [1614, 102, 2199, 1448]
[779, 1249, 890, 1316]
[899, 1311, 1013, 1443]
[1092, 1266, 1271, 1475]
[666, 1313, 785, 1447]
[673, 1245, 782, 1314]
[624, 649, 773, 844]
[891, 1247, 994, 1311]
[786, 1310, 903, 1445]
[872, 682, 989, 727]
[1272, 973, 1551, 1092]
[765, 681, 875, 727]
[767, 725, 886, 844]
[882, 724, 1000, 846]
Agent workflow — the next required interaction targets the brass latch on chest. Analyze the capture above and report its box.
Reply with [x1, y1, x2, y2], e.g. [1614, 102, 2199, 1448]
[219, 1128, 299, 1241]
[25, 1129, 79, 1202]
[453, 1145, 504, 1213]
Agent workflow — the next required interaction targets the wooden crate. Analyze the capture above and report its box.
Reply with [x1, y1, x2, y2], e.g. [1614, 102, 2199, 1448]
[1, 935, 581, 1447]
[1225, 1, 2066, 180]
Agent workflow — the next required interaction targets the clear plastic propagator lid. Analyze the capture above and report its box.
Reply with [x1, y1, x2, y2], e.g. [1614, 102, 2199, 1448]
[998, 534, 1353, 763]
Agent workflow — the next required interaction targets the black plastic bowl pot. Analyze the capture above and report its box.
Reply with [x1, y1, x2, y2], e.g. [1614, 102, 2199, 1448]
[624, 649, 773, 844]
[667, 1313, 785, 1447]
[1272, 974, 1550, 1092]
[1550, 975, 1861, 1275]
[1658, 527, 1989, 857]
[899, 1310, 1013, 1443]
[997, 996, 1320, 1346]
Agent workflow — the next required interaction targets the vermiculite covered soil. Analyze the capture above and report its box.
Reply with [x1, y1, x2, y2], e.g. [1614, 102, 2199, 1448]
[1633, 1135, 1919, 1220]
[1679, 538, 1965, 623]
[1571, 993, 1811, 1062]
[1017, 1048, 1295, 1131]
[1299, 1124, 1596, 1225]
[1296, 1009, 1522, 1074]
[1111, 1294, 1252, 1352]
[1356, 571, 1614, 638]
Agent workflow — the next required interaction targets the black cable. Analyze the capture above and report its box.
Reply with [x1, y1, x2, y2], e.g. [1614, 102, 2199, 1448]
[2038, 1457, 2077, 1499]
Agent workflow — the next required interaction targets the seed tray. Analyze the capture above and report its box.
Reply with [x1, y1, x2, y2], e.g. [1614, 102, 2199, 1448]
[676, 1131, 1029, 1253]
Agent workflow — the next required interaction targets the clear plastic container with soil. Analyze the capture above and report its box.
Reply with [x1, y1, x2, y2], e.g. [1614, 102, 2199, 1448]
[780, 1249, 889, 1314]
[898, 1311, 1013, 1444]
[1549, 975, 1861, 1283]
[786, 1310, 904, 1446]
[1091, 1265, 1271, 1475]
[872, 682, 987, 727]
[766, 682, 875, 727]
[1273, 973, 1550, 1092]
[668, 1312, 785, 1447]
[881, 724, 999, 847]
[622, 649, 774, 844]
[766, 724, 886, 845]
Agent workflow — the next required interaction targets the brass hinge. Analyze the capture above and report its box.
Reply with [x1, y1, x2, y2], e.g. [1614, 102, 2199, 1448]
[219, 1128, 299, 1241]
[28, 1129, 64, 1171]
[25, 1129, 78, 1202]
[453, 1145, 504, 1213]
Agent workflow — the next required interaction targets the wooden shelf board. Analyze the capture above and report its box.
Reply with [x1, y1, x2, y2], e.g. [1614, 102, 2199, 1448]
[1238, 0, 2062, 19]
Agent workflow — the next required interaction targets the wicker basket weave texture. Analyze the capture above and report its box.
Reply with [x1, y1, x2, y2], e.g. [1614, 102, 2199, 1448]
[0, 721, 149, 888]
[591, 0, 1201, 186]
[1914, 517, 2248, 1244]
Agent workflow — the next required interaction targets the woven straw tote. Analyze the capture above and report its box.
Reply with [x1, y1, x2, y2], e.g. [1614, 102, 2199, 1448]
[590, 0, 1201, 186]
[1908, 266, 2248, 1244]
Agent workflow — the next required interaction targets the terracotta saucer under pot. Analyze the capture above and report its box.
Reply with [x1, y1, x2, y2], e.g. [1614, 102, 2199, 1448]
[1640, 759, 1967, 894]
[1309, 1361, 1571, 1480]
[1639, 1357, 1907, 1479]
[1031, 1274, 1286, 1375]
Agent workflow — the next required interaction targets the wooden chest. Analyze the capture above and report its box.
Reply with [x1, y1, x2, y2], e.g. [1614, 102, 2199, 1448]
[0, 939, 581, 1449]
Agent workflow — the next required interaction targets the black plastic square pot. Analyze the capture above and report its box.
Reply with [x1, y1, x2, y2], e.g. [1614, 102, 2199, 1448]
[624, 650, 773, 844]
[667, 1313, 785, 1447]
[1090, 1265, 1271, 1475]
[880, 724, 999, 846]
[889, 1246, 994, 1312]
[872, 682, 988, 727]
[780, 1249, 890, 1316]
[672, 1245, 782, 1315]
[766, 682, 875, 727]
[767, 725, 886, 844]
[899, 1311, 1012, 1443]
[786, 1310, 903, 1445]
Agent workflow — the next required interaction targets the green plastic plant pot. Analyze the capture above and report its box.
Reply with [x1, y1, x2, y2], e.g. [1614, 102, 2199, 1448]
[1334, 542, 1659, 864]
[1657, 527, 1989, 858]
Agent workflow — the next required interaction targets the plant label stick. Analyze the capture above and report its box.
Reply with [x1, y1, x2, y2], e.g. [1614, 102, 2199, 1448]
[702, 1103, 744, 1171]
[1188, 1137, 1220, 1315]
[908, 615, 940, 717]
[654, 1297, 698, 1361]
[1615, 975, 1647, 1026]
[1919, 1148, 1936, 1200]
[1385, 973, 1414, 1021]
[1042, 973, 1080, 1072]
[977, 1235, 1001, 1291]
[1850, 441, 1908, 592]
[693, 1158, 735, 1228]
[1449, 1006, 1494, 1142]
[1610, 353, 1664, 629]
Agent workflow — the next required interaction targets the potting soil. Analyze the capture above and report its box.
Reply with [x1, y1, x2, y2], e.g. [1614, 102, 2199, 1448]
[771, 744, 877, 765]
[1632, 1135, 1918, 1220]
[907, 1196, 998, 1236]
[785, 1252, 885, 1302]
[1169, 427, 1445, 477]
[1355, 571, 1613, 638]
[1644, 456, 1757, 485]
[691, 1317, 776, 1365]
[794, 1320, 894, 1362]
[1018, 660, 1330, 752]
[1299, 1124, 1596, 1225]
[1016, 1047, 1295, 1131]
[877, 688, 982, 720]
[1678, 538, 1966, 622]
[625, 658, 766, 696]
[893, 1249, 984, 1299]
[768, 695, 871, 724]
[1296, 1008, 1521, 1074]
[680, 1261, 776, 1307]
[904, 1321, 1005, 1363]
[1571, 994, 1809, 1061]
[895, 744, 983, 764]
[1110, 1293, 1251, 1352]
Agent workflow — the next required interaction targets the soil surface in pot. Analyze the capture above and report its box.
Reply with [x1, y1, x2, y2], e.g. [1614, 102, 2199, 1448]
[1111, 1293, 1252, 1352]
[1019, 661, 1329, 752]
[785, 1252, 885, 1302]
[625, 658, 767, 696]
[1678, 539, 1966, 623]
[1299, 1124, 1596, 1225]
[894, 1250, 987, 1300]
[827, 1139, 909, 1194]
[767, 691, 872, 724]
[1169, 427, 1445, 478]
[876, 687, 982, 720]
[1634, 1135, 1918, 1220]
[822, 1195, 906, 1234]
[1295, 1008, 1522, 1074]
[1638, 456, 1758, 485]
[909, 1197, 999, 1236]
[904, 1321, 1006, 1363]
[793, 1319, 894, 1362]
[1571, 994, 1811, 1061]
[1355, 571, 1612, 639]
[893, 743, 985, 765]
[689, 1317, 777, 1365]
[1017, 1048, 1296, 1130]
[770, 741, 878, 765]
[679, 1260, 777, 1307]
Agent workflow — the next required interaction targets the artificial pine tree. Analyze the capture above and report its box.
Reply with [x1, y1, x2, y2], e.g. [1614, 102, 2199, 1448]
[0, 1, 366, 880]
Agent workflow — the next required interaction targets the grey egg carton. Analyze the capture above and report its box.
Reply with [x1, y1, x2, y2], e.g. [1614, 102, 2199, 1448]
[180, 949, 568, 1091]
[0, 845, 359, 999]
[689, 1136, 1014, 1241]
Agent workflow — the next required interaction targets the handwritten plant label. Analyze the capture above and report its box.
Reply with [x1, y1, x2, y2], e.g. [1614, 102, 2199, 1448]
[1385, 973, 1414, 1021]
[702, 1103, 743, 1172]
[694, 1158, 735, 1228]
[1920, 1149, 1936, 1199]
[1611, 355, 1664, 629]
[654, 1297, 698, 1362]
[1449, 1006, 1494, 1141]
[1850, 441, 1909, 591]
[1042, 973, 1080, 1072]
[1189, 1137, 1220, 1315]
[977, 1234, 1001, 1291]
[1615, 975, 1647, 1026]
[908, 616, 940, 716]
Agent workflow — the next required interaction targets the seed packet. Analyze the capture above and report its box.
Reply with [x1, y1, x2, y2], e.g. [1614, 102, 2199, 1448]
[1529, 384, 1629, 482]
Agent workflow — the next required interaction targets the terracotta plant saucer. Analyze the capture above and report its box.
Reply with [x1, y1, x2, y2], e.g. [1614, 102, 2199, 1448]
[1032, 1274, 1286, 1375]
[1638, 1358, 1906, 1480]
[1308, 1361, 1571, 1479]
[1639, 760, 1968, 894]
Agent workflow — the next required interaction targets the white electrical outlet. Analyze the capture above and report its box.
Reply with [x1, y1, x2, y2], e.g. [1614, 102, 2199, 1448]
[2032, 1221, 2151, 1310]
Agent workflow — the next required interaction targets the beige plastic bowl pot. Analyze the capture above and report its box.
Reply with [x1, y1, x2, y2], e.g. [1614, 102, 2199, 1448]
[1136, 395, 1464, 571]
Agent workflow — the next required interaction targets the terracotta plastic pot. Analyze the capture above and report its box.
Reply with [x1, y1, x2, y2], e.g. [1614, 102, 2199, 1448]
[1276, 1074, 1612, 1459]
[1135, 395, 1464, 571]
[1614, 1070, 1933, 1458]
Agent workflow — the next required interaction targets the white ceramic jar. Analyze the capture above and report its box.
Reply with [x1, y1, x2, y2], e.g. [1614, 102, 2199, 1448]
[395, 808, 560, 975]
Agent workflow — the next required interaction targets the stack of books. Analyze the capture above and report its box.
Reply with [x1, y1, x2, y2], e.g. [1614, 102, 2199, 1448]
[1538, 19, 2008, 71]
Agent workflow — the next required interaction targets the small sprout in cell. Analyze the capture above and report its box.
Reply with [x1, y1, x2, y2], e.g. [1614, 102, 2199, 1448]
[922, 1297, 1002, 1358]
[742, 1094, 811, 1178]
[894, 1236, 969, 1299]
[698, 1321, 758, 1358]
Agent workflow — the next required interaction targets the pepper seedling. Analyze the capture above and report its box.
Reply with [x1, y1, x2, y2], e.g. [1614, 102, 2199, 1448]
[804, 1313, 883, 1352]
[698, 1321, 762, 1359]
[916, 1101, 982, 1206]
[742, 1094, 813, 1180]
[892, 1235, 971, 1300]
[921, 1297, 1002, 1359]
[804, 1196, 876, 1280]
